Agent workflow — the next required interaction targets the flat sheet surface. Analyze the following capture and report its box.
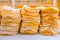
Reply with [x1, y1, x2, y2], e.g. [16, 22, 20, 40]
[0, 34, 60, 40]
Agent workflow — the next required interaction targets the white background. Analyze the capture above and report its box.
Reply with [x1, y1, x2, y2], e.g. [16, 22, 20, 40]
[0, 34, 60, 40]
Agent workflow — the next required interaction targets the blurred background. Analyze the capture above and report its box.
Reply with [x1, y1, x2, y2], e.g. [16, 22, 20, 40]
[0, 0, 60, 12]
[0, 0, 40, 8]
